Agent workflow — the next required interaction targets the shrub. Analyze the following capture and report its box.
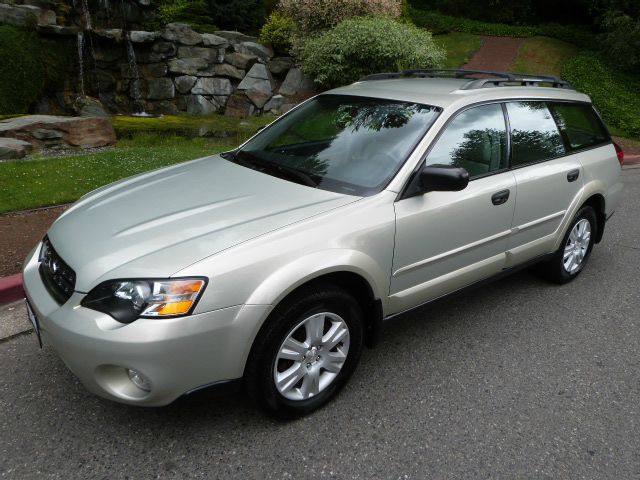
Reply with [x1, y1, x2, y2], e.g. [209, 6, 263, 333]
[259, 11, 295, 53]
[278, 0, 402, 35]
[563, 51, 640, 137]
[301, 17, 445, 88]
[154, 0, 265, 33]
[600, 13, 640, 72]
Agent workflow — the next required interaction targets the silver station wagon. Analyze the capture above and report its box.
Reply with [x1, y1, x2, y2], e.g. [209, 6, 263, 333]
[23, 70, 624, 416]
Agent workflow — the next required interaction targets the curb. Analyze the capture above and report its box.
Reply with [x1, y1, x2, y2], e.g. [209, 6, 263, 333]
[624, 154, 640, 165]
[0, 274, 24, 305]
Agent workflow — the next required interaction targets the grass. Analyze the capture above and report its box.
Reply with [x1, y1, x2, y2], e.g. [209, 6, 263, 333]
[0, 112, 280, 213]
[0, 136, 234, 213]
[435, 33, 482, 69]
[511, 37, 579, 77]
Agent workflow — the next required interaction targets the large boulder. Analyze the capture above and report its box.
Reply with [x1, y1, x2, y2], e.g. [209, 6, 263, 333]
[161, 23, 202, 45]
[192, 78, 232, 96]
[0, 138, 33, 160]
[174, 75, 197, 94]
[177, 46, 224, 64]
[199, 63, 245, 80]
[167, 57, 208, 75]
[146, 78, 175, 100]
[186, 95, 221, 116]
[279, 68, 316, 97]
[202, 33, 229, 48]
[225, 52, 259, 70]
[214, 31, 258, 45]
[233, 42, 273, 62]
[0, 115, 116, 149]
[237, 63, 275, 96]
[269, 57, 295, 76]
[0, 3, 56, 27]
[225, 92, 257, 118]
[129, 31, 157, 43]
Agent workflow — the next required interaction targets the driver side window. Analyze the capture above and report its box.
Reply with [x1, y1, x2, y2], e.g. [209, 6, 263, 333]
[425, 103, 508, 178]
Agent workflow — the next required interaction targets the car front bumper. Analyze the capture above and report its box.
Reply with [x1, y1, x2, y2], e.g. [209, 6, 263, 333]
[22, 245, 270, 406]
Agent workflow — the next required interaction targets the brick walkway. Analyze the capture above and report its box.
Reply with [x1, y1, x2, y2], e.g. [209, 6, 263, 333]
[463, 36, 524, 71]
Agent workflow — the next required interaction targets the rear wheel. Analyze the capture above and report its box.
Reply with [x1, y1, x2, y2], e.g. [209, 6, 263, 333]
[536, 206, 597, 284]
[245, 284, 363, 417]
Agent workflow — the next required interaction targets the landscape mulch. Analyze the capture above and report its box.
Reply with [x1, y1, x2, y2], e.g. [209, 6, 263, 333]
[0, 206, 67, 277]
[463, 36, 525, 72]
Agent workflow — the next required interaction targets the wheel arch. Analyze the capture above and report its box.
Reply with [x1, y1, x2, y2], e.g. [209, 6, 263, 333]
[581, 193, 606, 243]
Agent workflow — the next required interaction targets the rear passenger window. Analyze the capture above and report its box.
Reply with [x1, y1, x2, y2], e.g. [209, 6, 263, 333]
[548, 102, 609, 151]
[506, 101, 565, 167]
[425, 103, 507, 178]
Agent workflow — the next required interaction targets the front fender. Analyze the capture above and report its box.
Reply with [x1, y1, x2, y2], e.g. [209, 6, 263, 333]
[245, 249, 389, 308]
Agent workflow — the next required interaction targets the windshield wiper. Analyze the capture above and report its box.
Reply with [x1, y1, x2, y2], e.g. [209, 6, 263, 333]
[225, 150, 318, 188]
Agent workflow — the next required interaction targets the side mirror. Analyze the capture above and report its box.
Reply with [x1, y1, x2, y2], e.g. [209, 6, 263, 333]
[419, 165, 469, 192]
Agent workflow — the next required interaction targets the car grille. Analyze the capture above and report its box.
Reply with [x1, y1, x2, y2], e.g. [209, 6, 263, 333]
[38, 236, 76, 304]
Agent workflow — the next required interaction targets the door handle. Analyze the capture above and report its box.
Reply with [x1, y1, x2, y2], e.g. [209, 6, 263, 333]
[567, 169, 580, 182]
[491, 189, 510, 206]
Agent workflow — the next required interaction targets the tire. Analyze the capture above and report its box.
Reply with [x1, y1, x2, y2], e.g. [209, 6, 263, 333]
[245, 284, 363, 418]
[536, 205, 597, 284]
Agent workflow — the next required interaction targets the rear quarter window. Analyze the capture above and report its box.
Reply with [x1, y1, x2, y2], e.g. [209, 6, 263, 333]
[547, 102, 609, 151]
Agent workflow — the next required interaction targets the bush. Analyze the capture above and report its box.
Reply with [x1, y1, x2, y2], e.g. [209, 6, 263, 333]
[0, 26, 70, 115]
[301, 17, 445, 88]
[409, 7, 595, 48]
[154, 0, 265, 33]
[563, 52, 640, 137]
[600, 13, 640, 72]
[278, 0, 402, 35]
[259, 11, 295, 53]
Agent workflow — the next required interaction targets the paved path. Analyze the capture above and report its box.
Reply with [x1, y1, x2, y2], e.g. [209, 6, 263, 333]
[463, 36, 524, 71]
[0, 167, 639, 479]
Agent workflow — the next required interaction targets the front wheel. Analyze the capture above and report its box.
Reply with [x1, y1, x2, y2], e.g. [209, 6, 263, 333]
[536, 206, 597, 284]
[245, 284, 363, 417]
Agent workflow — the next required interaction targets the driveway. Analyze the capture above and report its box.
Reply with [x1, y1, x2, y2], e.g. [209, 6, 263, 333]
[1, 167, 639, 479]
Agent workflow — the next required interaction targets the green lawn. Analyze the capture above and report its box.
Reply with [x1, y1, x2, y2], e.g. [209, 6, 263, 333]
[435, 33, 482, 69]
[510, 36, 578, 77]
[0, 112, 280, 213]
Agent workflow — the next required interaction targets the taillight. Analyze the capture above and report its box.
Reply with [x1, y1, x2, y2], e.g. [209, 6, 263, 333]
[613, 142, 624, 166]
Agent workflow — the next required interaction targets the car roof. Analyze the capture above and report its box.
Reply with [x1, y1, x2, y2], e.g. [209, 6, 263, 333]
[326, 77, 592, 110]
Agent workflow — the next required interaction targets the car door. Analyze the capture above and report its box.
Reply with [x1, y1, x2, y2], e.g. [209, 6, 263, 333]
[389, 103, 517, 314]
[504, 101, 583, 266]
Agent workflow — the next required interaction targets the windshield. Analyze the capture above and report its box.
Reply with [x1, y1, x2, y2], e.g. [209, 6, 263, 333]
[228, 94, 440, 196]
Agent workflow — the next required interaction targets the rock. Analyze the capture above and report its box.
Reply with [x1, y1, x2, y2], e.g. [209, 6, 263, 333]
[146, 78, 175, 100]
[129, 31, 157, 43]
[177, 46, 224, 64]
[202, 33, 229, 48]
[214, 31, 258, 44]
[225, 92, 257, 118]
[192, 78, 232, 96]
[238, 63, 275, 96]
[279, 68, 316, 97]
[152, 41, 177, 58]
[147, 101, 178, 115]
[245, 88, 271, 109]
[269, 57, 295, 76]
[74, 97, 110, 117]
[0, 138, 33, 160]
[94, 29, 124, 42]
[36, 25, 79, 36]
[162, 23, 202, 46]
[186, 95, 221, 115]
[234, 42, 273, 62]
[224, 52, 259, 70]
[137, 0, 151, 5]
[0, 4, 56, 27]
[263, 94, 285, 113]
[141, 63, 168, 78]
[199, 63, 244, 80]
[0, 115, 116, 148]
[174, 75, 197, 94]
[167, 57, 208, 75]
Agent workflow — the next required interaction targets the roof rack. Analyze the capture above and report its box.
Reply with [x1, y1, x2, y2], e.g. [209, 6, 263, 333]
[359, 69, 575, 90]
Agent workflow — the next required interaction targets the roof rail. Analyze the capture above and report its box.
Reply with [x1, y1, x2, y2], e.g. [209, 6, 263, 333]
[359, 69, 574, 90]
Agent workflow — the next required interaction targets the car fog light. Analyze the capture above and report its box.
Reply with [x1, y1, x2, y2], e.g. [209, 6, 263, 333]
[126, 368, 151, 392]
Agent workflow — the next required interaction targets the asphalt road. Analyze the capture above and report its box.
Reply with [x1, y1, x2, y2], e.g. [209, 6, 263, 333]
[1, 167, 639, 479]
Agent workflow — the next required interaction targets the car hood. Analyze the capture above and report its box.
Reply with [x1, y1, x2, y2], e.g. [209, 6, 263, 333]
[48, 155, 358, 291]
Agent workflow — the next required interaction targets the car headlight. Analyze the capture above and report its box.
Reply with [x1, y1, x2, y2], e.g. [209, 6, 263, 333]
[81, 278, 207, 323]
